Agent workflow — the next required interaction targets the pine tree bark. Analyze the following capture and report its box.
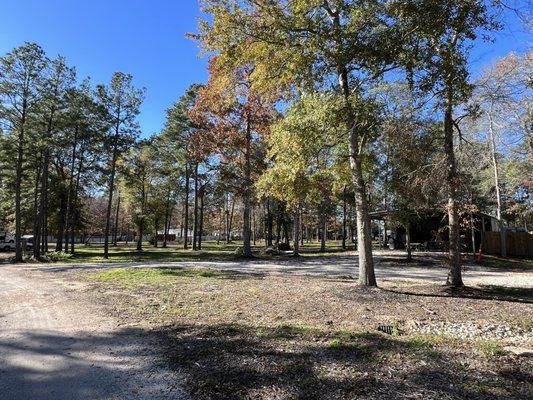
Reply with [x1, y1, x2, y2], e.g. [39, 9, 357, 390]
[113, 193, 120, 246]
[199, 187, 204, 251]
[64, 127, 78, 252]
[14, 96, 27, 261]
[183, 163, 190, 249]
[70, 148, 84, 254]
[55, 191, 67, 252]
[33, 156, 42, 260]
[163, 190, 171, 248]
[193, 162, 199, 251]
[104, 127, 120, 259]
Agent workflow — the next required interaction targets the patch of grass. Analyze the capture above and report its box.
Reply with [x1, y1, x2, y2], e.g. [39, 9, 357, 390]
[43, 251, 73, 262]
[477, 341, 506, 357]
[328, 338, 343, 348]
[63, 240, 357, 264]
[90, 267, 226, 287]
[406, 336, 440, 357]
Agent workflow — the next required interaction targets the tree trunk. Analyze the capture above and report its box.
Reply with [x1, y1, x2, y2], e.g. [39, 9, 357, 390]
[137, 218, 144, 251]
[266, 198, 273, 247]
[444, 90, 463, 287]
[183, 163, 190, 249]
[113, 193, 120, 246]
[65, 126, 79, 252]
[227, 197, 235, 243]
[153, 218, 158, 247]
[242, 114, 253, 258]
[320, 212, 326, 253]
[406, 223, 412, 262]
[55, 195, 66, 252]
[39, 154, 51, 255]
[104, 127, 120, 259]
[282, 218, 290, 245]
[14, 100, 27, 261]
[198, 188, 204, 250]
[70, 149, 84, 254]
[488, 105, 506, 257]
[342, 186, 347, 250]
[33, 157, 42, 260]
[252, 205, 256, 246]
[293, 206, 300, 256]
[470, 212, 476, 257]
[337, 64, 376, 286]
[163, 189, 171, 248]
[276, 209, 282, 247]
[193, 162, 199, 251]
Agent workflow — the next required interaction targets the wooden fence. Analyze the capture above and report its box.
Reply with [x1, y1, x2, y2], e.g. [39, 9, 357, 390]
[483, 232, 533, 258]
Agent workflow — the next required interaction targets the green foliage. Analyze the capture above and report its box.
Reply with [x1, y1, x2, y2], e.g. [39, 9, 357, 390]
[476, 341, 506, 357]
[43, 251, 73, 262]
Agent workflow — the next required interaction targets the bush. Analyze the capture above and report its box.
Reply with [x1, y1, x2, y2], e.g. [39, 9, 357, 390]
[43, 251, 73, 262]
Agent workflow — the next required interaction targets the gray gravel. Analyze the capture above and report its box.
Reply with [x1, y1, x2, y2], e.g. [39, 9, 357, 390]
[0, 264, 189, 400]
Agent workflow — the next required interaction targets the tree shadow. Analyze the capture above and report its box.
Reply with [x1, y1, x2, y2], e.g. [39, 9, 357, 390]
[151, 322, 531, 400]
[0, 327, 187, 400]
[381, 284, 533, 304]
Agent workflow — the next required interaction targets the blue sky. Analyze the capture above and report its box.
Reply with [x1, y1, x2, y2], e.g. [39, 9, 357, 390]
[0, 0, 208, 136]
[0, 1, 530, 136]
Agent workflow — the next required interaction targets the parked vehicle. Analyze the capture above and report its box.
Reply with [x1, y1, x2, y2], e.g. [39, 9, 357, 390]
[1, 241, 15, 251]
[22, 235, 34, 250]
[0, 231, 15, 243]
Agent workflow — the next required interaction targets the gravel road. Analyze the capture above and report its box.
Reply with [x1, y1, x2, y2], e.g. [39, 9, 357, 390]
[33, 250, 533, 288]
[0, 264, 189, 400]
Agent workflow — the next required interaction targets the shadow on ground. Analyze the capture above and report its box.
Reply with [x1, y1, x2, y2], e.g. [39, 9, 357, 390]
[381, 284, 533, 304]
[0, 328, 185, 400]
[151, 323, 532, 400]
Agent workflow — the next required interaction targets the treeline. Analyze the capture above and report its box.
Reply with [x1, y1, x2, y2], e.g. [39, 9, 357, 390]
[0, 43, 145, 261]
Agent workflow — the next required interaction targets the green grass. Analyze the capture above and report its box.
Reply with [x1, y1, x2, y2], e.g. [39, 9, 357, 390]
[54, 240, 356, 264]
[70, 242, 238, 263]
[476, 341, 506, 357]
[91, 267, 226, 287]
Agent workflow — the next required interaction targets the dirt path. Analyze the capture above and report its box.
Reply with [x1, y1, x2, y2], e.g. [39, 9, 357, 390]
[0, 264, 188, 400]
[35, 251, 533, 288]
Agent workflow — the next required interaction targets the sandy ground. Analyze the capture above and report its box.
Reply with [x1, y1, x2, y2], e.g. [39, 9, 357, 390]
[0, 263, 189, 400]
